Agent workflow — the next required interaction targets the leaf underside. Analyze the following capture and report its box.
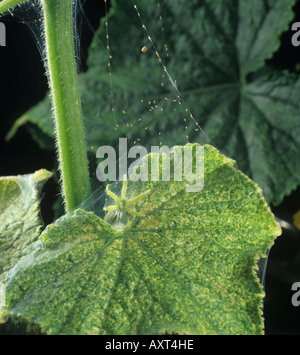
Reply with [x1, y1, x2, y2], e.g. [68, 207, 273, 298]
[0, 170, 52, 286]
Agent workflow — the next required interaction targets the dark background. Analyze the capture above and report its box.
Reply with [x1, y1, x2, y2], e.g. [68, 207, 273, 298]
[0, 0, 300, 335]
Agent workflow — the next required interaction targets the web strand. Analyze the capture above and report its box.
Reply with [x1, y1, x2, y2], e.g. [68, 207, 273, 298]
[131, 0, 215, 146]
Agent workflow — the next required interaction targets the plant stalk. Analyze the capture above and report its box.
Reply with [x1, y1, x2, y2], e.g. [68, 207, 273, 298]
[0, 0, 27, 14]
[42, 0, 91, 212]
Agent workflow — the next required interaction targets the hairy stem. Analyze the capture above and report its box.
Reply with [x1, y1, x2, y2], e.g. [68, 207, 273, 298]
[0, 0, 27, 14]
[42, 0, 91, 211]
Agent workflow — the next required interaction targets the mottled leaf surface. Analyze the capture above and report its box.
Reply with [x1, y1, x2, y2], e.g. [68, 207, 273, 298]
[2, 145, 280, 335]
[0, 170, 52, 286]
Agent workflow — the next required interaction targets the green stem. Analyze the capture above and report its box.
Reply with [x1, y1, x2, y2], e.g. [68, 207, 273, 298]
[42, 0, 91, 212]
[0, 0, 27, 14]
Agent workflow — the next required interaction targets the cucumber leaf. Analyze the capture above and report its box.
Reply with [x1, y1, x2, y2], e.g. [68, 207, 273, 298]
[0, 170, 52, 286]
[1, 145, 280, 335]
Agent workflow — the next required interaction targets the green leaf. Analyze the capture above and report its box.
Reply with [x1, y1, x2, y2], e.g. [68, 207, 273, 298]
[0, 170, 52, 286]
[2, 145, 280, 335]
[10, 0, 298, 206]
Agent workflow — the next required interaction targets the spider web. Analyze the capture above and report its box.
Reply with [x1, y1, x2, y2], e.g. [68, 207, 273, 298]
[0, 0, 267, 287]
[79, 0, 219, 214]
[0, 0, 84, 72]
[0, 0, 228, 213]
[0, 0, 237, 214]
